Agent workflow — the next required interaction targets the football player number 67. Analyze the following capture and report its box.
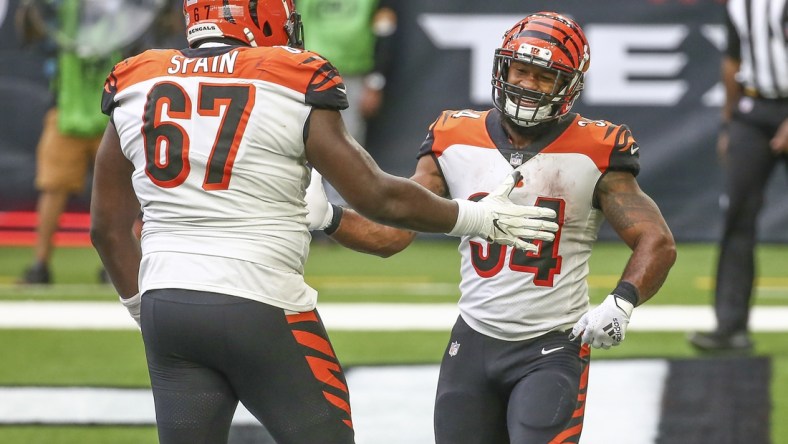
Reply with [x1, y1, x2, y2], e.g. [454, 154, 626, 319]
[141, 81, 256, 191]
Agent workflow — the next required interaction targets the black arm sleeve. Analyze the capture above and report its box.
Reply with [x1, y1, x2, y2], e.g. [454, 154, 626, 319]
[371, 0, 397, 79]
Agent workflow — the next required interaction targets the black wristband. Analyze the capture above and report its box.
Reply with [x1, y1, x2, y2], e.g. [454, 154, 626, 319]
[612, 281, 640, 307]
[323, 204, 344, 235]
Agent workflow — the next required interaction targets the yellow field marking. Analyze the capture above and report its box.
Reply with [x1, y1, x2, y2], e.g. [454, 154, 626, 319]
[694, 276, 788, 299]
[586, 275, 620, 288]
[694, 276, 788, 290]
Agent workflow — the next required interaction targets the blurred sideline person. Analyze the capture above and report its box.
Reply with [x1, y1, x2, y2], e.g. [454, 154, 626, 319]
[689, 0, 788, 352]
[15, 0, 121, 284]
[306, 13, 676, 443]
[15, 0, 179, 284]
[299, 0, 397, 206]
[90, 1, 558, 443]
[299, 0, 396, 143]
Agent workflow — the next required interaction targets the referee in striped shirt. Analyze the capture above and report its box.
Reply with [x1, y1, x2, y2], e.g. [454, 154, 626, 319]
[690, 0, 788, 352]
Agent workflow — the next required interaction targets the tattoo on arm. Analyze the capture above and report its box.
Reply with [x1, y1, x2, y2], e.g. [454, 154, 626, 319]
[598, 172, 676, 301]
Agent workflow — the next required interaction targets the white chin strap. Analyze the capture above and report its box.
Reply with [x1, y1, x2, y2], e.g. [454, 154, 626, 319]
[243, 28, 258, 47]
[505, 97, 552, 127]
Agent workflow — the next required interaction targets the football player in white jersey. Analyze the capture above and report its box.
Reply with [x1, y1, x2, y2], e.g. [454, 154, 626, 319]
[305, 12, 676, 444]
[89, 1, 560, 443]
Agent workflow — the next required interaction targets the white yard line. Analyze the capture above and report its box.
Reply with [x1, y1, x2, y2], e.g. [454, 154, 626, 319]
[0, 301, 786, 331]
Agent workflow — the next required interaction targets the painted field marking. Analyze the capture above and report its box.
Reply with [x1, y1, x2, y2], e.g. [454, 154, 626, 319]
[0, 301, 786, 331]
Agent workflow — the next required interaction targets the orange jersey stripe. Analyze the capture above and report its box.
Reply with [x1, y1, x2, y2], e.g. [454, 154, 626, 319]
[543, 115, 635, 173]
[428, 110, 497, 157]
[109, 46, 343, 97]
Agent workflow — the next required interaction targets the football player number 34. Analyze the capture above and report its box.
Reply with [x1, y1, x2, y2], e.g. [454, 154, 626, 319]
[470, 197, 564, 287]
[141, 81, 255, 190]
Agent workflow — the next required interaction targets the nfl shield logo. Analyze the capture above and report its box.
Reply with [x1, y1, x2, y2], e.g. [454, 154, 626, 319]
[509, 152, 523, 167]
[448, 341, 461, 357]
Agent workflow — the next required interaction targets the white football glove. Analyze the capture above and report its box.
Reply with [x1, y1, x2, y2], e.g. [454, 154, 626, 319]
[448, 169, 559, 252]
[119, 293, 141, 328]
[569, 294, 634, 349]
[304, 169, 334, 231]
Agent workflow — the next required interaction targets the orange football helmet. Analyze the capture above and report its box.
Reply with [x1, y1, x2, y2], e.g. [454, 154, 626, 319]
[183, 0, 303, 48]
[492, 12, 590, 126]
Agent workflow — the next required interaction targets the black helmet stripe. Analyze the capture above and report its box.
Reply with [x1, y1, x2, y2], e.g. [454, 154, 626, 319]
[531, 19, 582, 58]
[249, 0, 259, 27]
[516, 30, 577, 66]
[531, 12, 588, 47]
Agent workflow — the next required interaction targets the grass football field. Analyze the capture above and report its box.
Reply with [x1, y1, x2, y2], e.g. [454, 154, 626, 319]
[0, 240, 787, 443]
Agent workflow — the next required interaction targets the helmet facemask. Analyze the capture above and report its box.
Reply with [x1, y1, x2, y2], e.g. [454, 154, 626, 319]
[493, 51, 582, 127]
[491, 13, 590, 127]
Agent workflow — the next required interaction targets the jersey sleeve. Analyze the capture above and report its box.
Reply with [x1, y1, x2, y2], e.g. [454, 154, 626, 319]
[417, 111, 448, 159]
[101, 59, 129, 117]
[260, 48, 349, 111]
[304, 57, 349, 110]
[100, 51, 154, 117]
[418, 109, 493, 159]
[606, 124, 640, 177]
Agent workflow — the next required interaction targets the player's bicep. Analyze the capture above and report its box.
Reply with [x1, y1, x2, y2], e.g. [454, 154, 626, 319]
[304, 108, 386, 208]
[596, 171, 668, 249]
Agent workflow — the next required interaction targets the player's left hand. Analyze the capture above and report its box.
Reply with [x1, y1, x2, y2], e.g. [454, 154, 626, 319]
[569, 294, 634, 349]
[304, 169, 334, 231]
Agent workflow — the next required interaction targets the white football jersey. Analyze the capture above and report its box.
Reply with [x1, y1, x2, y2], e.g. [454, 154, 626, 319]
[102, 43, 348, 311]
[419, 109, 640, 340]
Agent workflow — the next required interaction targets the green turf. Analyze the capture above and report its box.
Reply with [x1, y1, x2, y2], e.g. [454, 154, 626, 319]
[0, 426, 158, 444]
[0, 330, 149, 387]
[1, 240, 787, 443]
[3, 241, 788, 304]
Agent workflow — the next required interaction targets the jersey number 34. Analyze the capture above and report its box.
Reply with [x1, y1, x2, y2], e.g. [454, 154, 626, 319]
[470, 198, 564, 287]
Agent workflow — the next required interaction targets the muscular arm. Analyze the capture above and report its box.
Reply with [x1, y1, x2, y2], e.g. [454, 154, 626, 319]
[597, 171, 676, 304]
[305, 108, 458, 234]
[329, 155, 448, 257]
[90, 123, 142, 300]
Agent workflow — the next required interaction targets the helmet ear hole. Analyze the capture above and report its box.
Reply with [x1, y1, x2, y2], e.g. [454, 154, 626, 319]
[262, 21, 273, 37]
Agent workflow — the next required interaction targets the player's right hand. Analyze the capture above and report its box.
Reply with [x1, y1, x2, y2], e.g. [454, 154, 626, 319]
[119, 293, 141, 329]
[569, 293, 634, 349]
[449, 168, 559, 252]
